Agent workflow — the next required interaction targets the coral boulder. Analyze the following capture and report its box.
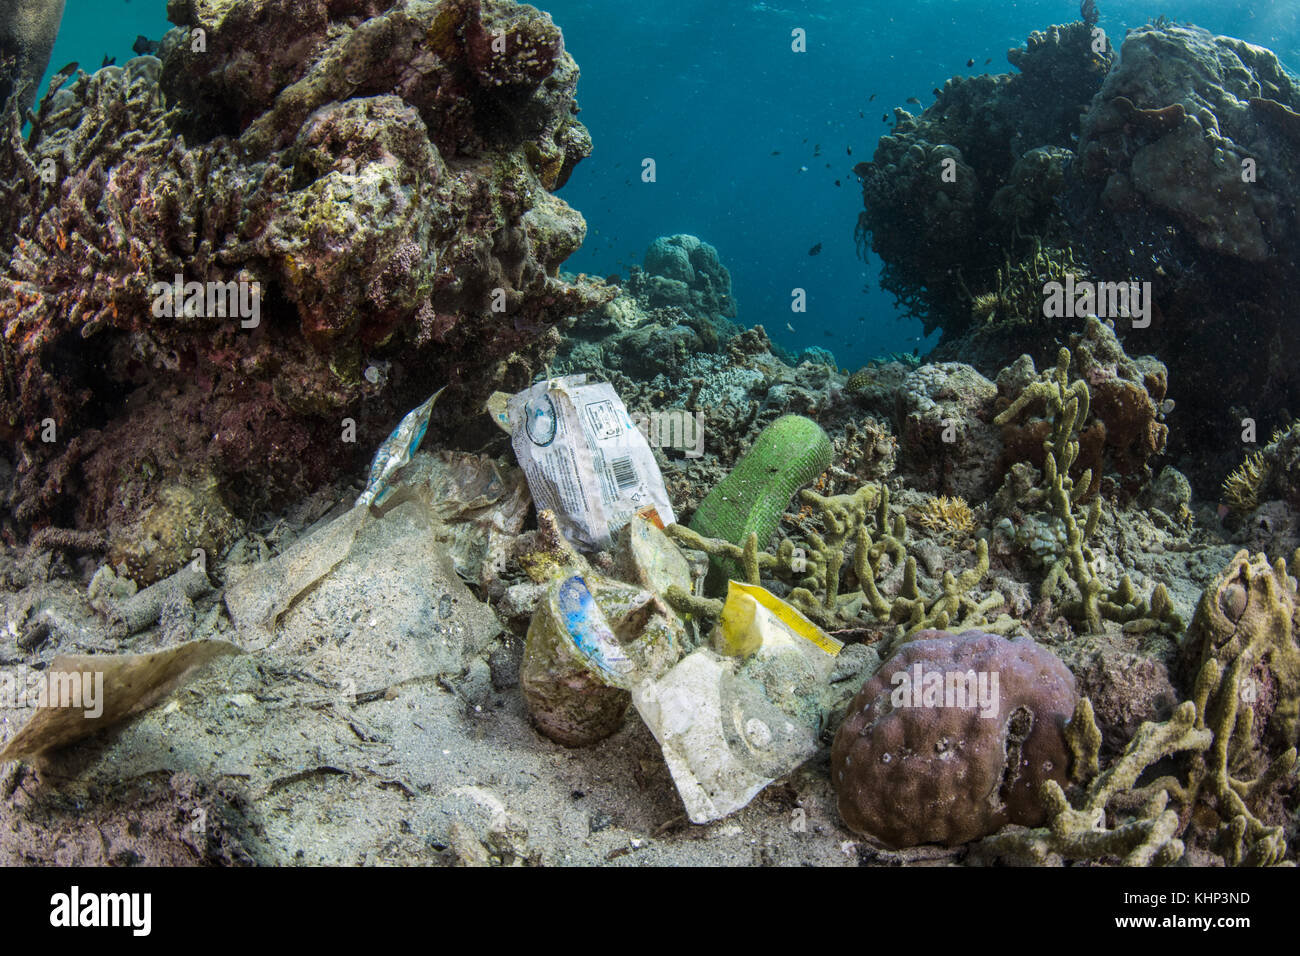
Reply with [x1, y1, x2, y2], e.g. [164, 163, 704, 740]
[832, 630, 1077, 848]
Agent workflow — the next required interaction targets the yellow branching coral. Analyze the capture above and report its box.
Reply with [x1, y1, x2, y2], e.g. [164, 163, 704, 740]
[912, 495, 975, 539]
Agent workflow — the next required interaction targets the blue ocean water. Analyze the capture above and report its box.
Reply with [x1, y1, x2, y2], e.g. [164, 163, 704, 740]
[44, 0, 1300, 370]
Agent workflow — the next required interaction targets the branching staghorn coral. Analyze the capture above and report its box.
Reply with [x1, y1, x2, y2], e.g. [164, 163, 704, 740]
[995, 346, 1181, 635]
[665, 483, 1016, 638]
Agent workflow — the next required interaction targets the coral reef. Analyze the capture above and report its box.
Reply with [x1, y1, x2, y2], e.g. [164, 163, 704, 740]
[995, 318, 1169, 499]
[668, 483, 1015, 640]
[975, 700, 1211, 865]
[894, 362, 1001, 498]
[1069, 25, 1300, 269]
[0, 0, 611, 555]
[994, 340, 1180, 635]
[831, 630, 1078, 848]
[854, 14, 1111, 343]
[0, 0, 65, 111]
[980, 547, 1300, 866]
[1061, 23, 1300, 495]
[625, 234, 736, 322]
[1178, 550, 1299, 859]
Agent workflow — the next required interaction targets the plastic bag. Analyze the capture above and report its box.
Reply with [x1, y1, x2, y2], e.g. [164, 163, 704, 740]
[507, 376, 675, 550]
[632, 581, 842, 823]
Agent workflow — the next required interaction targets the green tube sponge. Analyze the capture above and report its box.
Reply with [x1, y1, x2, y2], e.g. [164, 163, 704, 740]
[688, 415, 832, 590]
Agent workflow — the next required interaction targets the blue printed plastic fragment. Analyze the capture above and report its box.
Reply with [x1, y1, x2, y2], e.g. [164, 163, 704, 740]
[556, 575, 634, 682]
[355, 387, 446, 508]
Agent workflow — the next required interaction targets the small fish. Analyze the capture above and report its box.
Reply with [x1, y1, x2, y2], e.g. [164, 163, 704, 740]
[846, 146, 852, 155]
[906, 97, 921, 105]
[985, 57, 993, 64]
[809, 242, 823, 256]
[932, 88, 941, 97]
[881, 114, 888, 122]
[786, 322, 796, 333]
[868, 94, 877, 102]
[853, 161, 871, 177]
[966, 58, 975, 67]
[834, 179, 841, 187]
[101, 54, 116, 67]
[799, 165, 808, 172]
[771, 150, 781, 155]
[859, 110, 865, 118]
[132, 35, 159, 56]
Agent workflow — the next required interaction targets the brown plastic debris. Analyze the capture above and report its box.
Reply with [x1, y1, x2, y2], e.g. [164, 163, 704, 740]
[0, 641, 242, 761]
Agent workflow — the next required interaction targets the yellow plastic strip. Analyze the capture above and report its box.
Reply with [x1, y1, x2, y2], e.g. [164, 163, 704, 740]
[723, 580, 843, 657]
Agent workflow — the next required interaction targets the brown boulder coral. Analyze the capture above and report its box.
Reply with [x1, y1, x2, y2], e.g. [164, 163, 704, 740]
[831, 630, 1077, 848]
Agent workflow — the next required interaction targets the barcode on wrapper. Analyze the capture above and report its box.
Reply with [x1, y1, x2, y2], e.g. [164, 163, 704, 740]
[610, 456, 638, 490]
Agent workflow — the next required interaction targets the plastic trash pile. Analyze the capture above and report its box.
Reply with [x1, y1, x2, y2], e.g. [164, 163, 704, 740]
[500, 377, 859, 823]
